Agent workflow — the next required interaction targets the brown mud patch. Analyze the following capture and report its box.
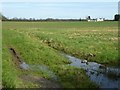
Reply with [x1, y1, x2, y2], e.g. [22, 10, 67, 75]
[20, 74, 60, 88]
[9, 47, 61, 88]
[9, 47, 24, 69]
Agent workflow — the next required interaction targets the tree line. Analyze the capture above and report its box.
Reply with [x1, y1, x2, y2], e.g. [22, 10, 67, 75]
[1, 14, 120, 21]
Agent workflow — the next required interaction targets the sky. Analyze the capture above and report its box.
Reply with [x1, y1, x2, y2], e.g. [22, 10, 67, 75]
[0, 0, 119, 2]
[1, 2, 119, 20]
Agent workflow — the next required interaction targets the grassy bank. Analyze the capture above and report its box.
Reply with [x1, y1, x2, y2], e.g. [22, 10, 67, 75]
[2, 22, 98, 88]
[3, 21, 118, 66]
[2, 21, 118, 88]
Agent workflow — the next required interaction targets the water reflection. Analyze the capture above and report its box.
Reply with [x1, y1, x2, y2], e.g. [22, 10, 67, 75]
[64, 54, 120, 88]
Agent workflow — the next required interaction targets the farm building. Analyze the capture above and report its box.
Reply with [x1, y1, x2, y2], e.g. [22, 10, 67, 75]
[96, 18, 104, 21]
[87, 18, 104, 22]
[87, 19, 96, 22]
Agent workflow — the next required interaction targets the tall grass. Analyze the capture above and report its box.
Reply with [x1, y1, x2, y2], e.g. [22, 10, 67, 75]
[2, 21, 118, 88]
[2, 27, 97, 88]
[11, 21, 118, 66]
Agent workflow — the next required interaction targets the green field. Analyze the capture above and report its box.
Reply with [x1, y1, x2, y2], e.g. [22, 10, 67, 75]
[2, 21, 118, 88]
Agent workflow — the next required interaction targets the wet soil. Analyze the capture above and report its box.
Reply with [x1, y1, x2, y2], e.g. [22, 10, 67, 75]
[9, 47, 60, 88]
[20, 74, 60, 88]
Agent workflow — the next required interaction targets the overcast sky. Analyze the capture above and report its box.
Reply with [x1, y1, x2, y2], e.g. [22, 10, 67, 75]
[1, 2, 118, 19]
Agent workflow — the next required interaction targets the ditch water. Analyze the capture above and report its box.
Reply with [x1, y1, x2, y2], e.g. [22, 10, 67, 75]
[64, 54, 120, 88]
[19, 53, 120, 88]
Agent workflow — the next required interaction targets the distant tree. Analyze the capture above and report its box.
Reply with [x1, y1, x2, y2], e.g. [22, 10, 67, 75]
[79, 18, 81, 21]
[0, 13, 8, 21]
[29, 18, 34, 21]
[46, 18, 53, 21]
[12, 17, 18, 20]
[114, 14, 120, 21]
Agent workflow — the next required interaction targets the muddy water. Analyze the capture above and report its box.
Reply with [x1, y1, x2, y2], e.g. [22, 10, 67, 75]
[20, 62, 57, 81]
[64, 54, 120, 88]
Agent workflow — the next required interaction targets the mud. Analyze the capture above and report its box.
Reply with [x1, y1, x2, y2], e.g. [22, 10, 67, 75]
[10, 48, 23, 63]
[9, 47, 60, 88]
[20, 74, 60, 88]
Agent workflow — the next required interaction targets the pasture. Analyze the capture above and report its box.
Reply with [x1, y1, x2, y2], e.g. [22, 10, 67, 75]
[2, 21, 118, 88]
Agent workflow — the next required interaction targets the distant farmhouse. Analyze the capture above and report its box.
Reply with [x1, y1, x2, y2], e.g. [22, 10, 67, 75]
[87, 18, 104, 22]
[87, 18, 105, 22]
[87, 16, 104, 22]
[96, 18, 104, 22]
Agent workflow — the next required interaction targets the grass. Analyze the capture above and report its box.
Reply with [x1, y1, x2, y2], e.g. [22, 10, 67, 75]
[0, 21, 2, 88]
[2, 21, 118, 88]
[35, 29, 118, 65]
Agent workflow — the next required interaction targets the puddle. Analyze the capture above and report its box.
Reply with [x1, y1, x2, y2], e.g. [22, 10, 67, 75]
[64, 54, 120, 88]
[20, 62, 57, 81]
[20, 62, 30, 70]
[29, 64, 57, 81]
[9, 48, 57, 81]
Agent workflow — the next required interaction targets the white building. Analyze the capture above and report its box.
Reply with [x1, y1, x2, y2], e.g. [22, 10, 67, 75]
[97, 18, 104, 22]
[88, 18, 104, 22]
[87, 19, 96, 22]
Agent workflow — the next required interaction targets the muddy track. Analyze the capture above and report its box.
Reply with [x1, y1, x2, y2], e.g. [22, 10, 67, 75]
[9, 47, 24, 69]
[20, 74, 60, 88]
[9, 47, 61, 88]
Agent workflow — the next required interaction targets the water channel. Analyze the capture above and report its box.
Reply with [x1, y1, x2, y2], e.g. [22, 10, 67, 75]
[19, 53, 120, 88]
[64, 54, 120, 88]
